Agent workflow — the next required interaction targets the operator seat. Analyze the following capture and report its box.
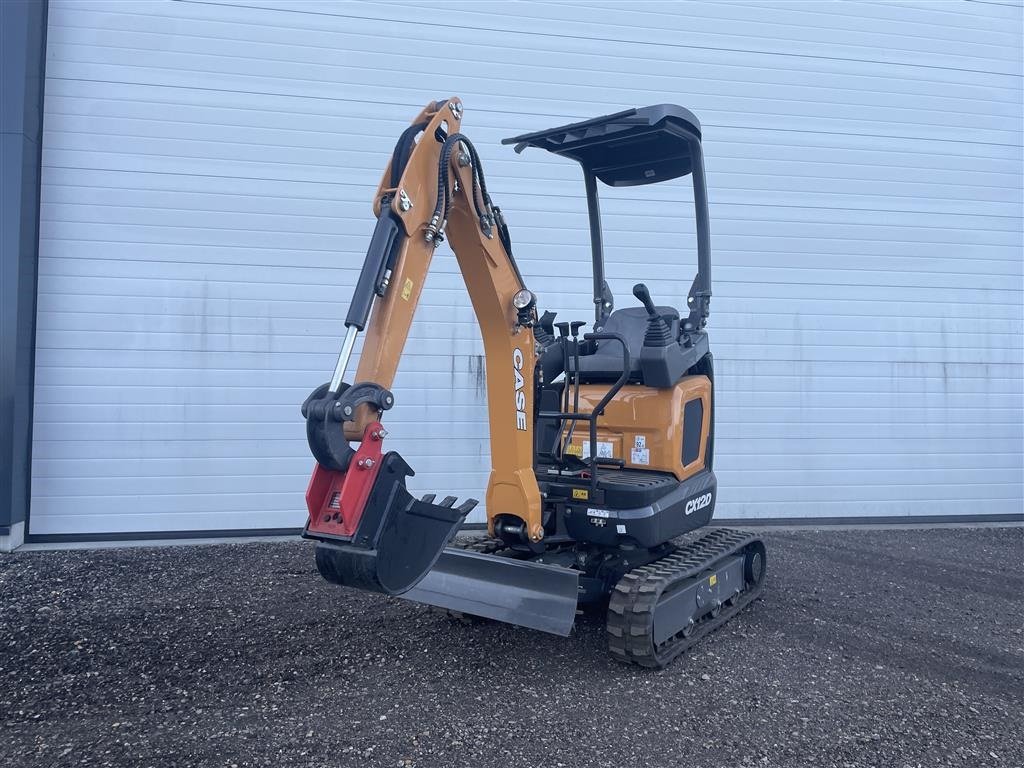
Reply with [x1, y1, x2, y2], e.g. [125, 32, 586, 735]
[574, 306, 680, 384]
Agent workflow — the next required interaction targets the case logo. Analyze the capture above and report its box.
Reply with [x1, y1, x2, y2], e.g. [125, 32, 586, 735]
[685, 492, 713, 515]
[513, 348, 527, 430]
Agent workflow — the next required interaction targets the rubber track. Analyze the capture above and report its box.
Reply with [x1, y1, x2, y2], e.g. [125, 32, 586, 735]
[453, 535, 508, 556]
[606, 528, 766, 669]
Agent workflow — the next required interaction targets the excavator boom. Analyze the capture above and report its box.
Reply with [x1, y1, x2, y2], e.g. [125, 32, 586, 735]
[300, 98, 574, 625]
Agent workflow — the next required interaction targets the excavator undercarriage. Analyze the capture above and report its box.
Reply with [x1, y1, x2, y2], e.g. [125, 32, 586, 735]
[300, 98, 766, 668]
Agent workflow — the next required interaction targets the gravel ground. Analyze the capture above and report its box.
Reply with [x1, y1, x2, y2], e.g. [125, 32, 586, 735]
[1, 527, 1021, 768]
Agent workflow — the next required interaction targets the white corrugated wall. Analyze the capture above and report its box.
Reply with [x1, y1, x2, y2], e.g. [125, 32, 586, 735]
[32, 0, 1023, 535]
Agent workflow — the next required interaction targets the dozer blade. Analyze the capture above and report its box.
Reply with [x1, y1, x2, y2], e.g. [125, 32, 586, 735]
[402, 547, 580, 636]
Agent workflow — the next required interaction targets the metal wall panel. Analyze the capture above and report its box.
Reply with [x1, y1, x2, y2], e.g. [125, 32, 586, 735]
[33, 0, 1022, 534]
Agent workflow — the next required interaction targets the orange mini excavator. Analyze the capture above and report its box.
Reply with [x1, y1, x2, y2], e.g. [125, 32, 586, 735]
[300, 98, 765, 667]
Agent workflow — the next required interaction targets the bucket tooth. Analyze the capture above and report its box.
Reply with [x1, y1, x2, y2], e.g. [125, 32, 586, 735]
[420, 493, 436, 504]
[314, 452, 470, 596]
[455, 499, 479, 515]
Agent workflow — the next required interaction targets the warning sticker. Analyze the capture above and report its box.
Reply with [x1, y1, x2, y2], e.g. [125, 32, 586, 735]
[582, 441, 614, 460]
[634, 435, 646, 450]
[587, 508, 610, 518]
[401, 278, 414, 301]
[631, 448, 650, 466]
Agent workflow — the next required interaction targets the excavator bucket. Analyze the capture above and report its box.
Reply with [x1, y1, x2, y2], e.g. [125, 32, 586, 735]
[312, 476, 470, 595]
[305, 422, 475, 596]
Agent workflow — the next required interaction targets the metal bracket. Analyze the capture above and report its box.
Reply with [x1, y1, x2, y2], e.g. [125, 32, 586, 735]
[302, 382, 395, 471]
[597, 280, 614, 327]
[684, 274, 711, 332]
[330, 381, 395, 422]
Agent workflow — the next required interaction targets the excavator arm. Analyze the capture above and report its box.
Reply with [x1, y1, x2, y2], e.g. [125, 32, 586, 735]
[301, 98, 548, 599]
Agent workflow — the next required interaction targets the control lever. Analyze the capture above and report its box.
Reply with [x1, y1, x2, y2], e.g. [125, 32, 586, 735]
[632, 283, 659, 318]
[533, 309, 558, 349]
[633, 283, 672, 347]
[552, 321, 585, 462]
[632, 283, 686, 387]
[538, 310, 557, 335]
[553, 321, 572, 453]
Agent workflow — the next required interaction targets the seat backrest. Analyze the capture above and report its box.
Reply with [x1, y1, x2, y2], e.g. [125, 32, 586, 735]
[576, 306, 679, 384]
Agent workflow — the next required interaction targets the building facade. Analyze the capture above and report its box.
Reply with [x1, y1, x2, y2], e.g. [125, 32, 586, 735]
[3, 0, 1022, 545]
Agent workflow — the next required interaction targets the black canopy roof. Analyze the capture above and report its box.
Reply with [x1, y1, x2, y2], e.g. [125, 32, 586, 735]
[502, 104, 702, 187]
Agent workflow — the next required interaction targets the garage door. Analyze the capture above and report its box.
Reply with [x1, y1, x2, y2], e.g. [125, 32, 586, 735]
[32, 0, 1023, 536]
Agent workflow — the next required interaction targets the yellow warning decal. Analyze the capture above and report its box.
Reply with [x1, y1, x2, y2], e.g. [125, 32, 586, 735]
[709, 574, 718, 587]
[572, 488, 589, 500]
[401, 278, 414, 301]
[565, 444, 583, 458]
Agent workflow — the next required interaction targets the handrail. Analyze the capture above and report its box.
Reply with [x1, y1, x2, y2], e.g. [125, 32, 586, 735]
[580, 331, 630, 498]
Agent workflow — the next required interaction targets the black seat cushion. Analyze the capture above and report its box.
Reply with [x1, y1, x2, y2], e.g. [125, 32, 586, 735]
[575, 306, 678, 383]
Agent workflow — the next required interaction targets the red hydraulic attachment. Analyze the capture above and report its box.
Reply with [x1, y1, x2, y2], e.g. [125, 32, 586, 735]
[305, 422, 386, 538]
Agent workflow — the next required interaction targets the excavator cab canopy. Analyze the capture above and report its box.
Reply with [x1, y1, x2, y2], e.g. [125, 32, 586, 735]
[503, 104, 711, 326]
[503, 103, 702, 186]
